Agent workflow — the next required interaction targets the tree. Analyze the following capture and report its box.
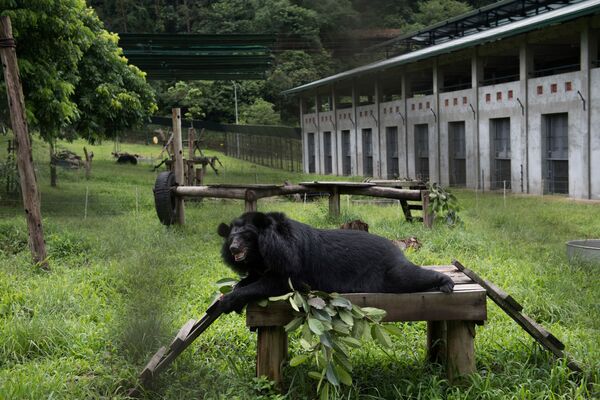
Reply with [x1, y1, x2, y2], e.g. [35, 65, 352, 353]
[411, 0, 472, 29]
[0, 0, 156, 145]
[239, 99, 280, 125]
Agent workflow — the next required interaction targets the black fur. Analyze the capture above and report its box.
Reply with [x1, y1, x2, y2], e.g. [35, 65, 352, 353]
[117, 154, 137, 165]
[216, 212, 454, 314]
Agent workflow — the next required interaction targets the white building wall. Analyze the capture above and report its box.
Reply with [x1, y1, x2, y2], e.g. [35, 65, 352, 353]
[478, 81, 524, 192]
[406, 95, 438, 182]
[379, 100, 407, 178]
[527, 71, 588, 197]
[356, 104, 378, 176]
[302, 113, 317, 173]
[439, 88, 477, 188]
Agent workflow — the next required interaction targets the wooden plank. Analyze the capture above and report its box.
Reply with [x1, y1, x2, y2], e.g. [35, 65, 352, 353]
[452, 260, 580, 372]
[328, 186, 340, 217]
[483, 280, 523, 312]
[0, 16, 48, 268]
[169, 319, 196, 352]
[247, 290, 487, 327]
[140, 346, 167, 384]
[446, 321, 476, 382]
[299, 181, 376, 187]
[421, 190, 433, 228]
[399, 199, 413, 221]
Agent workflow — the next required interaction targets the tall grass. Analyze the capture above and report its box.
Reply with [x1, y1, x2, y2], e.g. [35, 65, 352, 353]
[0, 138, 598, 399]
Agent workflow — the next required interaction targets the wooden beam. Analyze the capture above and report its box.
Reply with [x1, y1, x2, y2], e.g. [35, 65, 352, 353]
[446, 320, 476, 382]
[247, 290, 487, 327]
[256, 326, 287, 386]
[0, 16, 48, 268]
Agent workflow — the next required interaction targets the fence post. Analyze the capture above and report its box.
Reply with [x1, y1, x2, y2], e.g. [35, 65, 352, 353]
[172, 108, 185, 225]
[0, 16, 48, 268]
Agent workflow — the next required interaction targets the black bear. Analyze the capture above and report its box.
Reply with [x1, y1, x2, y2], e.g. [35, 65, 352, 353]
[216, 212, 454, 314]
[117, 154, 138, 165]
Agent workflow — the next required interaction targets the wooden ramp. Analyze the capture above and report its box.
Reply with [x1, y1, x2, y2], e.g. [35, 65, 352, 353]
[452, 260, 582, 372]
[128, 300, 222, 396]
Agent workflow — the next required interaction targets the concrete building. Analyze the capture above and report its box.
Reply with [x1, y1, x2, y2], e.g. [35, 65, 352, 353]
[284, 0, 600, 199]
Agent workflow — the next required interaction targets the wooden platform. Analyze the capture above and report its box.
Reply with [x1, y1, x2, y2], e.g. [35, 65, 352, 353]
[246, 265, 487, 384]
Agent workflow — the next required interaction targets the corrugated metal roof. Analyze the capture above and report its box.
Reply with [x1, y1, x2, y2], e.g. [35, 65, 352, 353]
[283, 0, 600, 95]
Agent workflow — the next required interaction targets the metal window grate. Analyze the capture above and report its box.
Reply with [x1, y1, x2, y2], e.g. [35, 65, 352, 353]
[362, 129, 373, 176]
[414, 124, 429, 181]
[308, 133, 316, 173]
[342, 130, 351, 175]
[386, 126, 399, 178]
[323, 132, 333, 174]
[543, 113, 568, 194]
[491, 118, 511, 189]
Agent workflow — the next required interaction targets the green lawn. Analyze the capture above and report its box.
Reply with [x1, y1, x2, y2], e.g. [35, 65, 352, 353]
[0, 139, 598, 399]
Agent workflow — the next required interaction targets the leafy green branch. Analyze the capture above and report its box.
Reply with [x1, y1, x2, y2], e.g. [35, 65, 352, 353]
[215, 279, 403, 399]
[427, 183, 462, 227]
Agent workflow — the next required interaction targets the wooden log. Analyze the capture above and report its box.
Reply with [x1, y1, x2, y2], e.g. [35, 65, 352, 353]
[83, 146, 93, 180]
[0, 16, 48, 268]
[172, 108, 185, 225]
[49, 141, 57, 187]
[328, 186, 340, 217]
[247, 290, 487, 327]
[256, 326, 288, 385]
[340, 186, 422, 201]
[427, 321, 447, 364]
[399, 199, 413, 221]
[446, 320, 476, 382]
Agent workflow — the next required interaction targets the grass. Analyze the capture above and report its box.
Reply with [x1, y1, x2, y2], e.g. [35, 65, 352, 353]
[0, 138, 598, 399]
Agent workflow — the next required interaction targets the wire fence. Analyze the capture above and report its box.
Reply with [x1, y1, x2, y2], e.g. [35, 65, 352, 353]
[223, 132, 302, 172]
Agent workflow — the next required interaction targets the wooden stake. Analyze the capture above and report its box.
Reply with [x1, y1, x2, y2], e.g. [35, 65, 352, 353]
[0, 16, 48, 268]
[83, 146, 93, 180]
[172, 108, 185, 225]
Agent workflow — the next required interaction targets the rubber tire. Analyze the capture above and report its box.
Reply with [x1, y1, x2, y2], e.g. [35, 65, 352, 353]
[154, 171, 177, 225]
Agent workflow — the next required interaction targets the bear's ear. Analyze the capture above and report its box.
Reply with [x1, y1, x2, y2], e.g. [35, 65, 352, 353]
[251, 212, 272, 230]
[217, 223, 231, 238]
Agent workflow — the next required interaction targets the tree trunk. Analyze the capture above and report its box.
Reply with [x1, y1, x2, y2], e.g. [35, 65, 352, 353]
[0, 16, 48, 269]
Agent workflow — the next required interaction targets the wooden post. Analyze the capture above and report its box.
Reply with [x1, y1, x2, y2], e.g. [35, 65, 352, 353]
[0, 16, 48, 268]
[446, 320, 476, 383]
[256, 326, 287, 386]
[245, 190, 257, 212]
[427, 321, 447, 364]
[83, 146, 93, 180]
[328, 186, 340, 217]
[172, 108, 185, 225]
[187, 128, 195, 185]
[421, 190, 433, 228]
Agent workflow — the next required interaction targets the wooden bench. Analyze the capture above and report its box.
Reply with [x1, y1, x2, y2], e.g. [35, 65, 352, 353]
[246, 265, 487, 385]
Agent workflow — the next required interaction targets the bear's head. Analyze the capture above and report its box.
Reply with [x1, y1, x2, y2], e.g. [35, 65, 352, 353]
[217, 212, 274, 274]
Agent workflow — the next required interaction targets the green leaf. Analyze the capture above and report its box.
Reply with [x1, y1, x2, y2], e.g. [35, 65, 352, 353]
[299, 338, 313, 351]
[362, 307, 387, 321]
[319, 332, 334, 348]
[330, 297, 352, 310]
[351, 319, 365, 339]
[339, 309, 354, 326]
[308, 371, 323, 380]
[383, 324, 405, 338]
[284, 316, 304, 332]
[289, 296, 300, 312]
[302, 322, 312, 342]
[319, 381, 330, 400]
[289, 354, 310, 367]
[308, 296, 327, 309]
[218, 285, 233, 294]
[332, 319, 350, 334]
[325, 363, 340, 386]
[312, 308, 332, 322]
[256, 299, 269, 307]
[335, 364, 353, 386]
[268, 292, 293, 302]
[308, 317, 325, 335]
[372, 325, 393, 348]
[333, 352, 353, 373]
[339, 336, 361, 348]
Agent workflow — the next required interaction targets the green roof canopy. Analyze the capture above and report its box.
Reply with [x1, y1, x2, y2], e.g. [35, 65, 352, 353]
[119, 34, 275, 80]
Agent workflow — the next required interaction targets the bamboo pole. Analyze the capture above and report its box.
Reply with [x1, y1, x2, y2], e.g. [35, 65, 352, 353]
[0, 16, 48, 268]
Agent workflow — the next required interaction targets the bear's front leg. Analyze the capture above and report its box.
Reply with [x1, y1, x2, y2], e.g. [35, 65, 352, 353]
[216, 274, 289, 314]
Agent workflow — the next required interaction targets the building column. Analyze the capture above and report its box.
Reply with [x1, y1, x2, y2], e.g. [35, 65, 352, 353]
[471, 50, 482, 190]
[352, 80, 360, 176]
[375, 78, 383, 178]
[398, 71, 415, 179]
[300, 98, 309, 173]
[315, 93, 322, 174]
[433, 59, 441, 184]
[331, 85, 339, 176]
[519, 41, 532, 193]
[581, 22, 595, 199]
